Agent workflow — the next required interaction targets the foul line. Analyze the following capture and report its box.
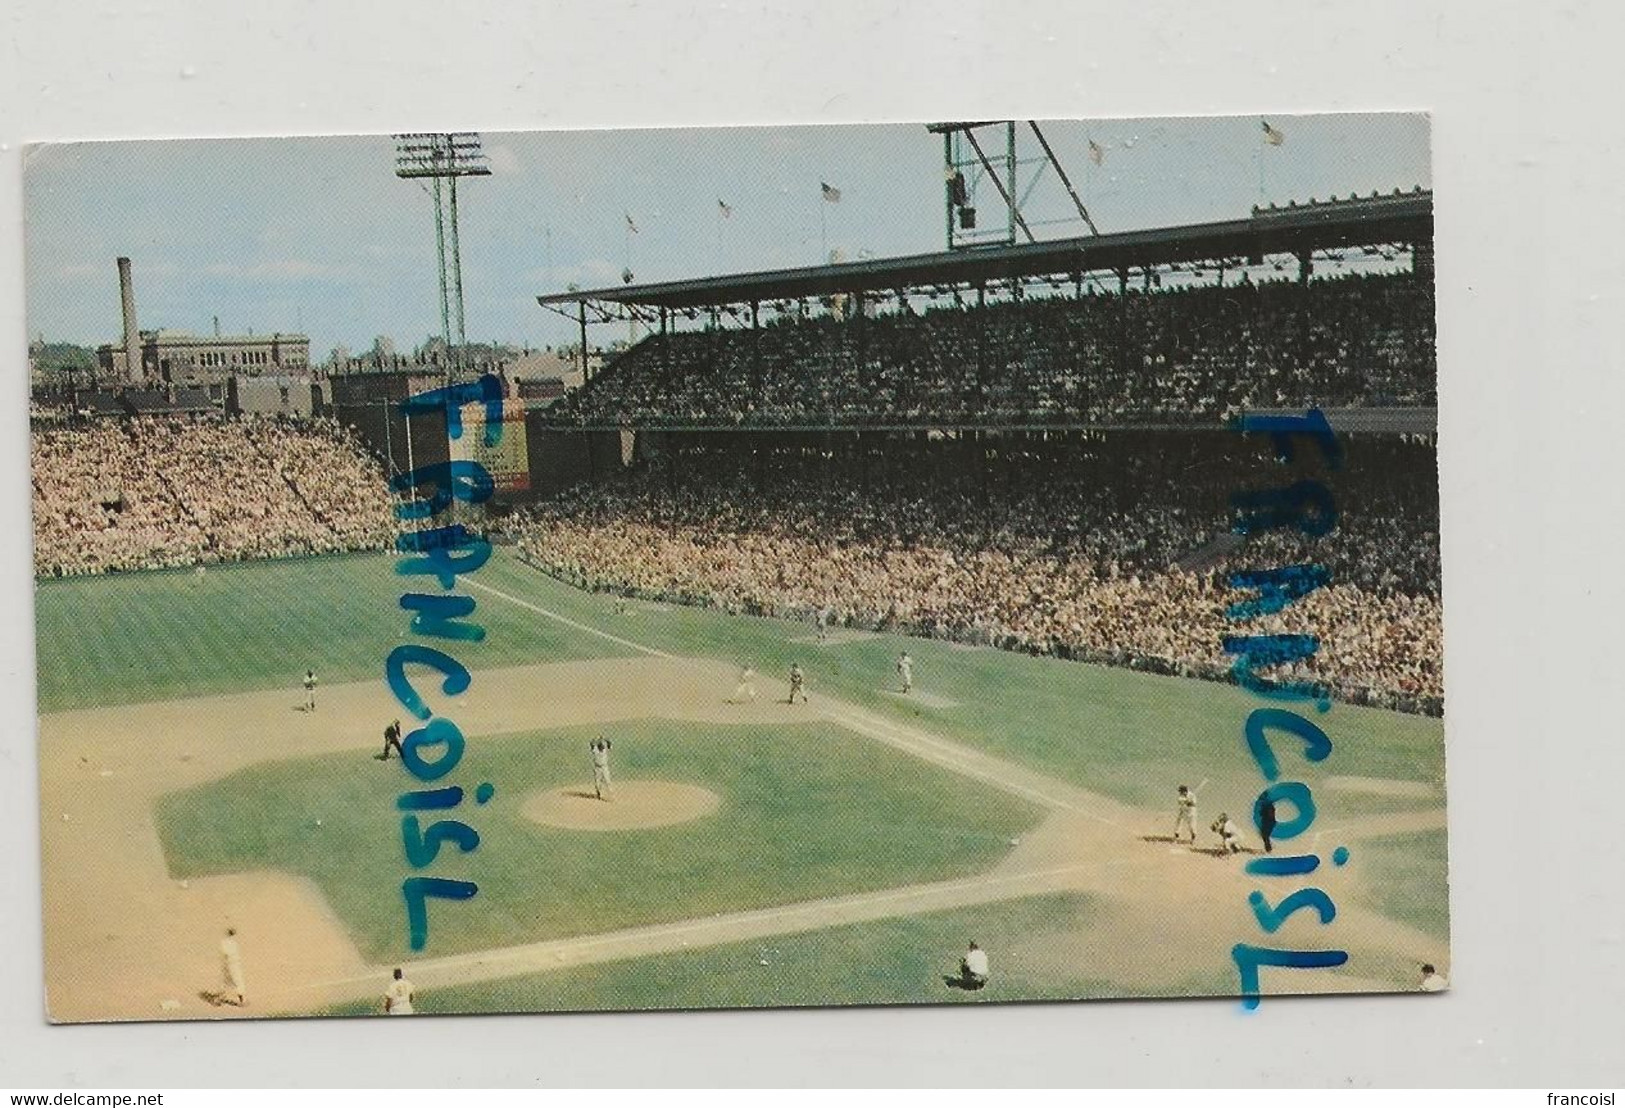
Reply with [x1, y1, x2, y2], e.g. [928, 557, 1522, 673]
[465, 578, 672, 659]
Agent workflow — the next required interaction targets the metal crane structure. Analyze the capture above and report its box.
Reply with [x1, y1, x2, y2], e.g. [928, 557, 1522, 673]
[929, 121, 1101, 250]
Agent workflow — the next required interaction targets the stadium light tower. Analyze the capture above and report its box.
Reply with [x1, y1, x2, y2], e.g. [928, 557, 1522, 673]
[394, 133, 491, 376]
[928, 122, 1099, 251]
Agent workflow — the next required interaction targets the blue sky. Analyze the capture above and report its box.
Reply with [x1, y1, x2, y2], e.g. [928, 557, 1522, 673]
[24, 114, 1429, 358]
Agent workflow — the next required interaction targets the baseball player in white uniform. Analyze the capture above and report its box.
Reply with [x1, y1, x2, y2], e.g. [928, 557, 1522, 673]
[896, 652, 914, 693]
[731, 665, 759, 704]
[220, 928, 246, 1006]
[590, 736, 613, 800]
[788, 663, 808, 704]
[957, 941, 989, 990]
[1173, 785, 1198, 845]
[303, 669, 318, 712]
[1211, 812, 1242, 854]
[384, 967, 416, 1014]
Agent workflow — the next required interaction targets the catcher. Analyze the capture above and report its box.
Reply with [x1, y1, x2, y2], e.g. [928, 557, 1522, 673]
[1211, 812, 1242, 854]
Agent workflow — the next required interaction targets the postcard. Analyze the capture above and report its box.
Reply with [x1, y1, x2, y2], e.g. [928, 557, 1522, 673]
[26, 114, 1445, 1021]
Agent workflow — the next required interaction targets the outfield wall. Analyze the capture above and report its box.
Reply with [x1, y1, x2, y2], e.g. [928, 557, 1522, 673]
[524, 421, 629, 499]
[332, 397, 450, 481]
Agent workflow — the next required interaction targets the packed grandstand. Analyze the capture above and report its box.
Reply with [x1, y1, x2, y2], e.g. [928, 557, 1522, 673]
[511, 431, 1441, 716]
[30, 415, 395, 577]
[546, 270, 1433, 429]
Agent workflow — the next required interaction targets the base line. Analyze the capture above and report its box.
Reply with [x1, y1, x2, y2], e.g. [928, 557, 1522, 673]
[307, 859, 1093, 990]
[465, 578, 672, 659]
[824, 705, 1129, 831]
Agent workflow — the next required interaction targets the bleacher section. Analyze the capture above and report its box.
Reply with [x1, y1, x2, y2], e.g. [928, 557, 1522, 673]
[32, 416, 395, 577]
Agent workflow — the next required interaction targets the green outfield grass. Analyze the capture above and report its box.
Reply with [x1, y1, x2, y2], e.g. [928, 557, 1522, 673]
[39, 548, 1447, 820]
[33, 552, 631, 712]
[1351, 828, 1451, 944]
[155, 718, 1042, 961]
[322, 891, 1239, 1016]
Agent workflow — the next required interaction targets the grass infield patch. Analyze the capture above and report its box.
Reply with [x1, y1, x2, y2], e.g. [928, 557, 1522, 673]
[156, 718, 1042, 961]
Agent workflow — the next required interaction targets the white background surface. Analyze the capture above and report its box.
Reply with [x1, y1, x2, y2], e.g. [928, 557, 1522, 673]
[1, 0, 1621, 1089]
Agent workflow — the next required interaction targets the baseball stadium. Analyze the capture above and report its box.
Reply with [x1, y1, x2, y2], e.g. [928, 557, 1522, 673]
[29, 121, 1446, 1021]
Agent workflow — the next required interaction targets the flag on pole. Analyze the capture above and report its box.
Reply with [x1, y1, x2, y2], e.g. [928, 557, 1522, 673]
[821, 181, 842, 203]
[1261, 120, 1286, 146]
[1087, 139, 1105, 166]
[625, 213, 640, 233]
[718, 199, 733, 218]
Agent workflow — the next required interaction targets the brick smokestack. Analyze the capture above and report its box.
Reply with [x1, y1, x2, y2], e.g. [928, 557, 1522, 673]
[117, 256, 141, 384]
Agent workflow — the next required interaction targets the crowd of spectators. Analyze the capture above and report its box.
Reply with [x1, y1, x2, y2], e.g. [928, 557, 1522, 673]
[548, 270, 1436, 429]
[511, 436, 1442, 714]
[32, 415, 395, 577]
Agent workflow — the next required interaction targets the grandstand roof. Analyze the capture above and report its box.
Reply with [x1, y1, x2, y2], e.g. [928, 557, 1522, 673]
[538, 189, 1432, 312]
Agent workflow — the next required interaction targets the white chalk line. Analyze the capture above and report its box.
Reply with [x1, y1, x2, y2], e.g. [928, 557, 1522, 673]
[821, 704, 1131, 831]
[307, 859, 1094, 990]
[465, 578, 672, 659]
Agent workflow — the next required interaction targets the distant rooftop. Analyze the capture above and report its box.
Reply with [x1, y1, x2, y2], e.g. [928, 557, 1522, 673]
[140, 329, 311, 345]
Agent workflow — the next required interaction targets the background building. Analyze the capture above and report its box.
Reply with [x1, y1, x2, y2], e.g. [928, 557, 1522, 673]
[93, 256, 310, 389]
[98, 329, 311, 389]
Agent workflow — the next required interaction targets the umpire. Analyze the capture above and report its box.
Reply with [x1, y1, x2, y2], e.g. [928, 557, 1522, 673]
[1255, 791, 1279, 854]
[380, 719, 404, 761]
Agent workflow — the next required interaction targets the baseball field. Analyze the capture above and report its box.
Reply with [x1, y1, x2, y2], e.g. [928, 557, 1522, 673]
[34, 548, 1449, 1021]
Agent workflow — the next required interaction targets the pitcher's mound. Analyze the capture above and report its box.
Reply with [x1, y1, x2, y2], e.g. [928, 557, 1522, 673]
[522, 781, 722, 831]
